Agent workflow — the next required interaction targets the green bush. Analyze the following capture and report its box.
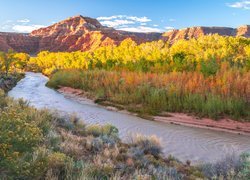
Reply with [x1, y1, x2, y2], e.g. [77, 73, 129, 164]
[86, 124, 119, 138]
[129, 134, 162, 157]
[200, 59, 219, 77]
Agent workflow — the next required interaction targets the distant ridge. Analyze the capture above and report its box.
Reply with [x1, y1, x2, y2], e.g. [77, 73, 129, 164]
[162, 25, 250, 42]
[0, 15, 249, 53]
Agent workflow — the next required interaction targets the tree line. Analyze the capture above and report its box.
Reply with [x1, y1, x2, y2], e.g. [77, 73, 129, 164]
[28, 34, 250, 75]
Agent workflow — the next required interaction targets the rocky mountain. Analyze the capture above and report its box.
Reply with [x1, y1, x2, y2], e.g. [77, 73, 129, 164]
[29, 15, 161, 52]
[0, 15, 249, 54]
[162, 25, 250, 42]
[0, 32, 39, 54]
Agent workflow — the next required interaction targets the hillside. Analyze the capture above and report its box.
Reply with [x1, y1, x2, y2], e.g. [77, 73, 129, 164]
[162, 25, 250, 42]
[0, 15, 249, 54]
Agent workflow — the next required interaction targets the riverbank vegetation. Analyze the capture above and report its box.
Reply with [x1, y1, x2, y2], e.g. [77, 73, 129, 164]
[29, 34, 250, 121]
[1, 35, 250, 120]
[47, 69, 249, 121]
[0, 91, 202, 179]
[0, 50, 29, 75]
[0, 50, 27, 91]
[0, 73, 24, 92]
[0, 91, 249, 179]
[29, 35, 250, 75]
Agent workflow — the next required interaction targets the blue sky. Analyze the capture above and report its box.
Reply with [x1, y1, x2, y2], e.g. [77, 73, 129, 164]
[0, 0, 250, 33]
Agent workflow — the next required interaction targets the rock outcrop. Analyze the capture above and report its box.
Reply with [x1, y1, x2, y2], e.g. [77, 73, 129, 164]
[30, 15, 161, 52]
[0, 32, 39, 54]
[237, 25, 250, 37]
[162, 26, 250, 43]
[0, 15, 249, 54]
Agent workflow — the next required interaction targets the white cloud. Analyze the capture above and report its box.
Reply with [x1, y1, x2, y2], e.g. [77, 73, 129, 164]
[17, 19, 30, 23]
[98, 15, 151, 23]
[12, 24, 45, 33]
[118, 26, 162, 33]
[227, 1, 250, 9]
[126, 16, 151, 23]
[165, 26, 174, 30]
[1, 25, 10, 30]
[97, 15, 123, 21]
[97, 15, 156, 32]
[98, 15, 152, 28]
[153, 24, 159, 27]
[1, 18, 46, 33]
[100, 19, 135, 27]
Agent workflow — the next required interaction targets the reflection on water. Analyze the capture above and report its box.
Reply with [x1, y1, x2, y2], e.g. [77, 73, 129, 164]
[8, 72, 250, 163]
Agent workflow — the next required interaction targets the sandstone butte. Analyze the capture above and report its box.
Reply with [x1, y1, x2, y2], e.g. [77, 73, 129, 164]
[0, 15, 250, 54]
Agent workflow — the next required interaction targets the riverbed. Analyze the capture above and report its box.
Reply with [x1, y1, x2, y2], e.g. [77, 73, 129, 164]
[8, 72, 250, 163]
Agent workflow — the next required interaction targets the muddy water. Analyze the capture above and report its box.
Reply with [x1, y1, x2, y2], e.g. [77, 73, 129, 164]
[8, 72, 250, 163]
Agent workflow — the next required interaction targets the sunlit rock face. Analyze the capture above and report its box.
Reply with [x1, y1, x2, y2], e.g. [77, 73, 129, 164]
[0, 15, 249, 54]
[30, 15, 162, 52]
[162, 26, 250, 43]
[237, 25, 250, 37]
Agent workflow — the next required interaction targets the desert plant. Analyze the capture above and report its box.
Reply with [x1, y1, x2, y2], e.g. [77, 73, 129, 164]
[128, 134, 162, 157]
[201, 152, 250, 179]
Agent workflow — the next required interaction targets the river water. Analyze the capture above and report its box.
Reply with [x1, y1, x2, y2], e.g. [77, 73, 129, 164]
[8, 72, 250, 163]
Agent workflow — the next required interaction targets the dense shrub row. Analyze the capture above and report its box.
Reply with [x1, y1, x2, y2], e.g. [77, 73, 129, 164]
[47, 69, 250, 121]
[29, 35, 250, 75]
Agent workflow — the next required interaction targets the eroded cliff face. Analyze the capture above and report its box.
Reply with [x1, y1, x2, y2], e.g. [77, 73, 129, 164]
[29, 15, 161, 52]
[0, 32, 39, 54]
[162, 26, 250, 43]
[237, 25, 250, 37]
[0, 15, 249, 54]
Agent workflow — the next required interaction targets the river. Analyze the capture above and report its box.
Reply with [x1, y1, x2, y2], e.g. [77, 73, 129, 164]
[8, 72, 250, 163]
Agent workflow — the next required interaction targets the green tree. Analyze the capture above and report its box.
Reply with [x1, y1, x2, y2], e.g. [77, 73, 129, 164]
[200, 58, 219, 77]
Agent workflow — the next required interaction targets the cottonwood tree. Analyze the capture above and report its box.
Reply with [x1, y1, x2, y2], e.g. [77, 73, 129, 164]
[0, 50, 17, 76]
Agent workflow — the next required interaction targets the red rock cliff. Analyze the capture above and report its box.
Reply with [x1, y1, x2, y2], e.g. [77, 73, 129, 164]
[162, 26, 250, 43]
[29, 15, 161, 52]
[0, 32, 39, 54]
[0, 15, 249, 54]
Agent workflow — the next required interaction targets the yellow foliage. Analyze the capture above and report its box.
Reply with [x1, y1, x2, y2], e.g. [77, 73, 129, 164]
[26, 34, 250, 75]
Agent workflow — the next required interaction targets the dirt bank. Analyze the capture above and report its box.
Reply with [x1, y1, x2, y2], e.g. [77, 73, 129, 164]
[154, 113, 250, 135]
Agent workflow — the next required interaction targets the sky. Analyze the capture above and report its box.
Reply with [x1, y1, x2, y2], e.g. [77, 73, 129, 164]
[0, 0, 250, 33]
